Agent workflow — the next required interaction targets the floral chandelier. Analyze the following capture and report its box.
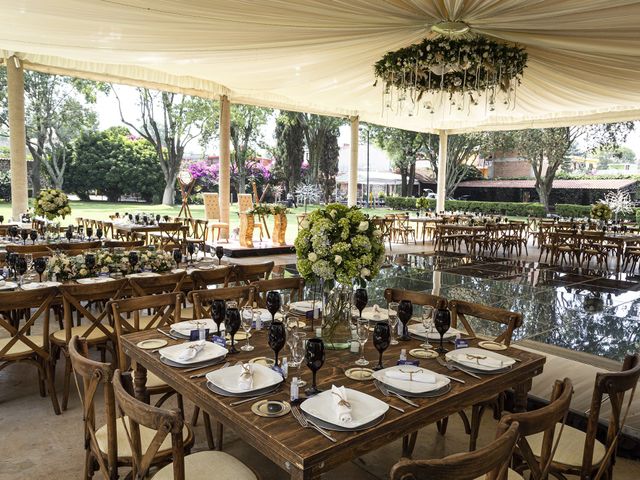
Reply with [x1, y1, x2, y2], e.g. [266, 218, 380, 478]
[374, 22, 527, 115]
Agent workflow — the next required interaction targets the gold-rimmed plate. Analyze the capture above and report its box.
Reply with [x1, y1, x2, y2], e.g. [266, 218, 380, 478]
[136, 339, 168, 350]
[251, 400, 290, 418]
[478, 341, 508, 351]
[345, 367, 375, 381]
[249, 356, 275, 367]
[409, 348, 439, 359]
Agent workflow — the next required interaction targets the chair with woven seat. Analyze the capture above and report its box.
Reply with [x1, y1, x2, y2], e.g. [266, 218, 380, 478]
[372, 216, 393, 250]
[203, 192, 229, 242]
[579, 231, 608, 272]
[185, 218, 209, 257]
[230, 261, 274, 285]
[150, 222, 186, 253]
[507, 355, 639, 480]
[390, 420, 521, 480]
[0, 286, 60, 414]
[252, 277, 305, 307]
[69, 336, 194, 479]
[112, 369, 256, 480]
[440, 300, 524, 451]
[392, 214, 416, 245]
[51, 279, 129, 411]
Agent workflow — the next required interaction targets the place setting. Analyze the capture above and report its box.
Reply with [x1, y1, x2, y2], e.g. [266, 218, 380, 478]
[157, 339, 228, 369]
[444, 347, 516, 375]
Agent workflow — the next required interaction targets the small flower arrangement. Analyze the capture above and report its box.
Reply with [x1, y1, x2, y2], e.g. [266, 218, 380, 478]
[34, 188, 71, 221]
[248, 204, 288, 216]
[416, 197, 430, 211]
[591, 202, 612, 221]
[138, 250, 175, 273]
[295, 204, 385, 288]
[271, 204, 288, 215]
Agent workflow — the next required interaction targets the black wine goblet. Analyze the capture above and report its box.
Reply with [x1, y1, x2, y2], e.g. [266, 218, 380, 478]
[34, 257, 47, 282]
[86, 227, 93, 241]
[96, 228, 103, 241]
[20, 229, 29, 245]
[397, 299, 413, 341]
[15, 256, 28, 286]
[7, 253, 18, 280]
[373, 321, 391, 370]
[128, 251, 139, 271]
[85, 253, 96, 276]
[353, 287, 368, 319]
[225, 307, 241, 354]
[9, 225, 18, 240]
[187, 242, 195, 263]
[268, 320, 286, 367]
[266, 291, 282, 322]
[0, 215, 4, 224]
[172, 248, 182, 267]
[304, 338, 325, 396]
[30, 229, 38, 244]
[66, 227, 73, 242]
[433, 304, 451, 354]
[215, 246, 224, 265]
[211, 299, 226, 336]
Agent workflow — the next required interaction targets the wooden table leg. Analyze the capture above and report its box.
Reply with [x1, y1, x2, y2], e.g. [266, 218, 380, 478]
[133, 363, 149, 403]
[513, 378, 532, 413]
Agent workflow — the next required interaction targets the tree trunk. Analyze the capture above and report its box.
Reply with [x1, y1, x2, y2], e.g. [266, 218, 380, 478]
[162, 171, 177, 205]
[537, 181, 552, 212]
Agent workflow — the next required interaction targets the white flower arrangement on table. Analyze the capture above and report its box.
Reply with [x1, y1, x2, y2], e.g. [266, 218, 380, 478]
[601, 191, 634, 221]
[295, 204, 385, 288]
[47, 253, 89, 281]
[34, 188, 72, 221]
[138, 250, 175, 273]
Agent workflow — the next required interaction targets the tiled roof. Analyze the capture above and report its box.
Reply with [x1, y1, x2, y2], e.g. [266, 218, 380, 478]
[458, 179, 638, 190]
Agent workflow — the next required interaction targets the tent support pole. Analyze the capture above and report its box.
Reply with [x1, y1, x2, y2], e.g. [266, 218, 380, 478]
[348, 116, 359, 207]
[436, 130, 448, 213]
[7, 54, 28, 218]
[219, 95, 231, 240]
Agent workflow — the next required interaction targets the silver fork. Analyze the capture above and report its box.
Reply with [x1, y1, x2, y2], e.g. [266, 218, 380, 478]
[436, 356, 482, 379]
[374, 380, 419, 408]
[291, 406, 337, 443]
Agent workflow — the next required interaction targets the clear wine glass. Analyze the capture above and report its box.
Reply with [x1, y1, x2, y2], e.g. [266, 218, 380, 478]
[240, 306, 254, 351]
[355, 318, 370, 366]
[421, 306, 434, 349]
[387, 301, 399, 345]
[290, 332, 307, 387]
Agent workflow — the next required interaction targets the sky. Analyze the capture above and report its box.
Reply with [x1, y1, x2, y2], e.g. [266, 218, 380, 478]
[96, 85, 640, 160]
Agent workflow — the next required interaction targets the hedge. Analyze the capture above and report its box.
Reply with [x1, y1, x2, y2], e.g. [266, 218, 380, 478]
[554, 204, 592, 218]
[383, 196, 547, 217]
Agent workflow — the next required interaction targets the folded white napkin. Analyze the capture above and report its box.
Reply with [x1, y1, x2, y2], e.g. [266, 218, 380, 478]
[455, 353, 504, 369]
[331, 385, 352, 424]
[177, 341, 206, 361]
[385, 369, 436, 384]
[238, 363, 254, 390]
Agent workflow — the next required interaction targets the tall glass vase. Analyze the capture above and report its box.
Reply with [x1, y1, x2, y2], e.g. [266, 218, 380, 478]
[321, 280, 353, 350]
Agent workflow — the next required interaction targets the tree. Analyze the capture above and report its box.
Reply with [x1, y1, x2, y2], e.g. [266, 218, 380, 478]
[318, 128, 340, 202]
[299, 114, 344, 192]
[113, 87, 218, 205]
[483, 123, 634, 211]
[422, 133, 484, 197]
[596, 146, 637, 169]
[271, 111, 305, 192]
[229, 105, 272, 196]
[371, 127, 427, 196]
[0, 69, 101, 194]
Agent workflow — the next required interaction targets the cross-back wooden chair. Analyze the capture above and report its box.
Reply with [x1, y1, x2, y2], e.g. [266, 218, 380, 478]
[103, 240, 145, 250]
[442, 300, 524, 450]
[190, 266, 233, 291]
[252, 277, 305, 307]
[384, 288, 445, 309]
[51, 279, 129, 410]
[112, 369, 256, 480]
[514, 355, 639, 480]
[500, 378, 574, 480]
[189, 285, 256, 319]
[5, 243, 51, 255]
[54, 240, 103, 251]
[69, 337, 194, 480]
[151, 222, 186, 253]
[0, 286, 60, 414]
[372, 217, 393, 250]
[390, 421, 521, 480]
[185, 219, 209, 256]
[230, 261, 274, 285]
[579, 231, 608, 272]
[392, 214, 416, 245]
[110, 292, 185, 411]
[128, 271, 185, 297]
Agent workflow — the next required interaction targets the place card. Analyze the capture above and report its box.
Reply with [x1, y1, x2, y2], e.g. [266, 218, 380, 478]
[210, 335, 227, 348]
[189, 329, 210, 341]
[396, 359, 420, 367]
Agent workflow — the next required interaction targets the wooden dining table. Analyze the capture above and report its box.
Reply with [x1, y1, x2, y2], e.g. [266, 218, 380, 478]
[122, 328, 545, 479]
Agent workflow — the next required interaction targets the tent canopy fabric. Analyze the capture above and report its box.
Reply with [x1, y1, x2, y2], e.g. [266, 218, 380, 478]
[1, 1, 640, 133]
[336, 170, 404, 186]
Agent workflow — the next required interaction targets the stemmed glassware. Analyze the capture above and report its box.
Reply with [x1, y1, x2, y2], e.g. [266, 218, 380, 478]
[7, 253, 17, 280]
[387, 302, 399, 345]
[128, 251, 139, 271]
[225, 305, 241, 354]
[20, 229, 28, 245]
[421, 306, 435, 350]
[85, 253, 96, 276]
[65, 227, 73, 242]
[172, 248, 182, 268]
[86, 227, 93, 241]
[266, 291, 282, 322]
[289, 332, 307, 387]
[0, 215, 4, 224]
[240, 306, 254, 351]
[355, 318, 370, 366]
[215, 246, 224, 265]
[156, 214, 161, 224]
[78, 225, 84, 240]
[353, 288, 368, 319]
[187, 242, 195, 263]
[268, 320, 286, 367]
[211, 299, 226, 336]
[372, 322, 391, 370]
[34, 257, 47, 282]
[304, 338, 325, 396]
[15, 256, 28, 286]
[29, 230, 38, 244]
[9, 226, 18, 241]
[397, 300, 413, 341]
[96, 228, 103, 241]
[433, 302, 451, 354]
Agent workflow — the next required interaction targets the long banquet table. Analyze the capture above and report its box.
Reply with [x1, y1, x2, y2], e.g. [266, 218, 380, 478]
[122, 328, 545, 479]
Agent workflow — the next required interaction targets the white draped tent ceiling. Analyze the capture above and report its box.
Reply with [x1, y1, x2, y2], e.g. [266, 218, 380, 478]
[1, 0, 640, 133]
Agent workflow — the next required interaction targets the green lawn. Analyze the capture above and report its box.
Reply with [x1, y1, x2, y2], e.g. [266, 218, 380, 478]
[0, 200, 399, 244]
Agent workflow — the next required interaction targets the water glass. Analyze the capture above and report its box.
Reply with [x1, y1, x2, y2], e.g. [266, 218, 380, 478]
[421, 306, 434, 349]
[241, 306, 254, 351]
[388, 301, 399, 345]
[355, 318, 369, 366]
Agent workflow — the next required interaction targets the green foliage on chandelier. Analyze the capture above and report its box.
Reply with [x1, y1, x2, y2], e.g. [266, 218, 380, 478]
[374, 36, 527, 96]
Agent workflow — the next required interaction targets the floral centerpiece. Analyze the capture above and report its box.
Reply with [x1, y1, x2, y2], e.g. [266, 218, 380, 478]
[295, 204, 385, 347]
[591, 202, 612, 222]
[34, 188, 71, 221]
[601, 191, 633, 222]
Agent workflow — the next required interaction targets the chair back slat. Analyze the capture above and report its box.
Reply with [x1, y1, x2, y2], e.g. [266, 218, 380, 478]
[252, 277, 304, 307]
[449, 300, 523, 346]
[231, 261, 274, 285]
[190, 286, 255, 319]
[390, 421, 520, 480]
[129, 271, 185, 296]
[384, 288, 445, 308]
[190, 266, 232, 290]
[103, 240, 145, 249]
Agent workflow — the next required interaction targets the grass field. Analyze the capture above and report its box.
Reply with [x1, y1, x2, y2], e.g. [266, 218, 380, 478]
[0, 200, 399, 244]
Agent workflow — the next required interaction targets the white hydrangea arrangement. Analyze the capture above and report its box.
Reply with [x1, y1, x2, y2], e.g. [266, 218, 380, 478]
[295, 204, 385, 288]
[34, 188, 71, 220]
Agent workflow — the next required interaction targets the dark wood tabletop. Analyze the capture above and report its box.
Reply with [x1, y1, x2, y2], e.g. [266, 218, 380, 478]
[122, 328, 545, 480]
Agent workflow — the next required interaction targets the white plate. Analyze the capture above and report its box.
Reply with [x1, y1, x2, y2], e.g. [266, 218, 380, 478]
[300, 387, 388, 429]
[445, 347, 515, 371]
[351, 306, 389, 321]
[206, 363, 283, 394]
[372, 366, 450, 394]
[76, 277, 115, 284]
[290, 300, 320, 313]
[407, 324, 461, 340]
[171, 319, 220, 335]
[126, 272, 160, 278]
[20, 281, 61, 290]
[254, 308, 283, 322]
[136, 338, 168, 350]
[159, 340, 227, 365]
[0, 281, 18, 291]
